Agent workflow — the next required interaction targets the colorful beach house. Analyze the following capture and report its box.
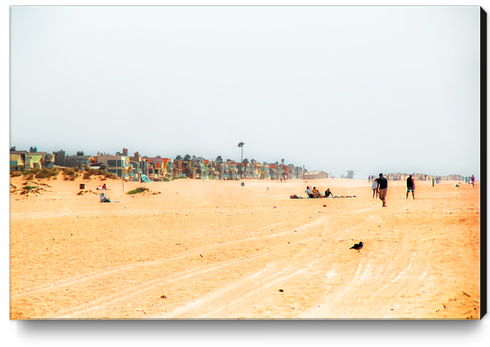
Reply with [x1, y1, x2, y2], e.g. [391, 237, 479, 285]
[243, 162, 257, 179]
[128, 152, 146, 182]
[255, 163, 269, 180]
[172, 159, 184, 178]
[28, 153, 45, 169]
[161, 158, 173, 179]
[10, 153, 25, 171]
[221, 160, 239, 180]
[28, 147, 55, 168]
[145, 156, 163, 181]
[144, 156, 174, 181]
[10, 148, 31, 170]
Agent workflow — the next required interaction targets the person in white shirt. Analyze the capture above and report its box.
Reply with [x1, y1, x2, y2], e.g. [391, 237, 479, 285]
[371, 178, 378, 199]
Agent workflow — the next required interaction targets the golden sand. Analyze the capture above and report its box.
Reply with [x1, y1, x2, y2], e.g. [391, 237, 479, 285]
[9, 176, 480, 319]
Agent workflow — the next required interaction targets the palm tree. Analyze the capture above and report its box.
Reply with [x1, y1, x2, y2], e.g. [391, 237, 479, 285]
[237, 142, 245, 179]
[237, 142, 245, 162]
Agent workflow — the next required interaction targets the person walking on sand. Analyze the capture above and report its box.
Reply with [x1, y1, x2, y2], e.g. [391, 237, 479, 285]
[406, 174, 415, 199]
[377, 173, 388, 207]
[371, 178, 378, 199]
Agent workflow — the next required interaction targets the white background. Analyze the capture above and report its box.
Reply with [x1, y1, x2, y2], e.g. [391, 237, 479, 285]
[3, 1, 489, 347]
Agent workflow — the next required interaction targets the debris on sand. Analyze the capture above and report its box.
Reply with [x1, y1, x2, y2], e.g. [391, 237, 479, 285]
[20, 185, 49, 195]
[77, 190, 98, 196]
[10, 184, 19, 194]
[127, 187, 162, 195]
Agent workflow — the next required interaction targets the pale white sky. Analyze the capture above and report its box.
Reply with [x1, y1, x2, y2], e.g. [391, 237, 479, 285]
[9, 5, 481, 179]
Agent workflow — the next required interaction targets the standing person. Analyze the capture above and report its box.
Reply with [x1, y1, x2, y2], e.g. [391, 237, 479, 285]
[377, 173, 388, 207]
[371, 178, 378, 199]
[471, 175, 475, 187]
[431, 178, 435, 187]
[406, 174, 415, 199]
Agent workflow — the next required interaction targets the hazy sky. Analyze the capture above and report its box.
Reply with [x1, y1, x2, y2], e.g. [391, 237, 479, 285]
[9, 5, 481, 179]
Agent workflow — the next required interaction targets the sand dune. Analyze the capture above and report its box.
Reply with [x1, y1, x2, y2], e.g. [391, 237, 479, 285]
[10, 176, 480, 319]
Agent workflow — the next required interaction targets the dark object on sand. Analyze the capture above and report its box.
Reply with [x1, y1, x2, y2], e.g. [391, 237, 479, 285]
[350, 241, 364, 250]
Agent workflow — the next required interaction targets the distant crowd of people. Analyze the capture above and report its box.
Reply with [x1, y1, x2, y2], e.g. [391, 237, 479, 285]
[369, 172, 475, 207]
[298, 172, 475, 206]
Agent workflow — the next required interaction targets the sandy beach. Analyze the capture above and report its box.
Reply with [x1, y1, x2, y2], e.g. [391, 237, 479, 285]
[9, 175, 480, 319]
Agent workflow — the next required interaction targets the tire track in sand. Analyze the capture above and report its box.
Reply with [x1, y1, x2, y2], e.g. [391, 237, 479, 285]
[165, 251, 315, 318]
[12, 218, 315, 299]
[50, 217, 329, 318]
[53, 237, 317, 318]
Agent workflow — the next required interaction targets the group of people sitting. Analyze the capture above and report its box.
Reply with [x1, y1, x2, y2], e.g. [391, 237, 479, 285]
[305, 186, 333, 198]
[96, 184, 108, 190]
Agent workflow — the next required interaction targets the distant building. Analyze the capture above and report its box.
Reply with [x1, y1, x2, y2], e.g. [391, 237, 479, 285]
[95, 150, 129, 178]
[28, 153, 45, 169]
[65, 151, 95, 169]
[53, 150, 67, 166]
[10, 148, 30, 170]
[10, 154, 25, 171]
[304, 171, 329, 179]
[129, 152, 146, 182]
[28, 147, 55, 168]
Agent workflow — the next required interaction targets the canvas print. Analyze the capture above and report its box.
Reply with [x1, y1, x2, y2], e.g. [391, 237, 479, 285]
[9, 6, 483, 319]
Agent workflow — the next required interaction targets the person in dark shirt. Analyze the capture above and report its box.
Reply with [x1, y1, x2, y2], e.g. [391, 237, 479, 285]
[406, 174, 415, 199]
[377, 173, 388, 207]
[324, 188, 333, 198]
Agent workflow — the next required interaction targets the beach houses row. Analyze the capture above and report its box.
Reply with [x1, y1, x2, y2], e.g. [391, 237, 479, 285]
[10, 147, 55, 171]
[384, 172, 464, 181]
[10, 147, 306, 182]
